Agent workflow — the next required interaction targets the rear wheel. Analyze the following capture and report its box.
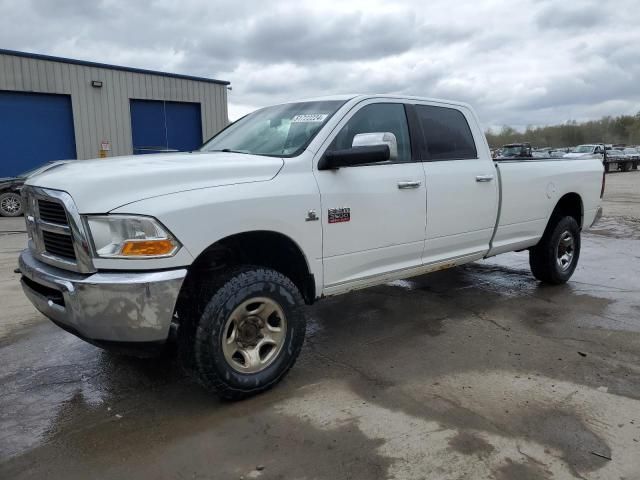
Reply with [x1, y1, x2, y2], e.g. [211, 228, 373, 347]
[183, 266, 306, 400]
[0, 192, 23, 217]
[622, 161, 631, 172]
[529, 216, 581, 284]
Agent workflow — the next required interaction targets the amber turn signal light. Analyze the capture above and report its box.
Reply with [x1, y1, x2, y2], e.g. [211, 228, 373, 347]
[120, 239, 176, 256]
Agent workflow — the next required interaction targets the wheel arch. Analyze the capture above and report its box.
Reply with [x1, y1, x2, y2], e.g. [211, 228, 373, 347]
[551, 192, 584, 228]
[537, 193, 583, 243]
[177, 230, 316, 314]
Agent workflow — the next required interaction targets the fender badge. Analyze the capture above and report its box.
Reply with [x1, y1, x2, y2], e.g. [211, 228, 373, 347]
[328, 207, 350, 223]
[305, 210, 319, 221]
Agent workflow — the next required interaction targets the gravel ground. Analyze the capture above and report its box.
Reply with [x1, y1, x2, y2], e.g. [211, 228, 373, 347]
[1, 171, 639, 479]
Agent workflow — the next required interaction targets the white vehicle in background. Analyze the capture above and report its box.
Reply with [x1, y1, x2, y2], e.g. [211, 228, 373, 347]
[532, 149, 551, 158]
[549, 148, 570, 158]
[564, 144, 605, 159]
[18, 94, 605, 399]
[564, 144, 638, 172]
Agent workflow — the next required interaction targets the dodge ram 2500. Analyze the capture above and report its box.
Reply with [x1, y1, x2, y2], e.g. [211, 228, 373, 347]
[18, 95, 604, 399]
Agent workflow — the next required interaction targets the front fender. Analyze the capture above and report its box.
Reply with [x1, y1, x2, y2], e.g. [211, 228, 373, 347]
[109, 163, 324, 292]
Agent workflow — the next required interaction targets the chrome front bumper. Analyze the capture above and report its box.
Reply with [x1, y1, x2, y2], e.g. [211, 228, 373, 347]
[19, 249, 187, 343]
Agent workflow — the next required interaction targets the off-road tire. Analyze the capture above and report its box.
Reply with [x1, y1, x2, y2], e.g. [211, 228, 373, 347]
[529, 216, 581, 285]
[0, 192, 23, 217]
[183, 266, 306, 400]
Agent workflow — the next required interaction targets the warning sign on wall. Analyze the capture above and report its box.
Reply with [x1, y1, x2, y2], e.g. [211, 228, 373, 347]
[99, 140, 110, 158]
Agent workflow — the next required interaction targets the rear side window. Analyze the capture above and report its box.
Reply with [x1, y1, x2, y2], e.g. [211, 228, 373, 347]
[415, 105, 477, 160]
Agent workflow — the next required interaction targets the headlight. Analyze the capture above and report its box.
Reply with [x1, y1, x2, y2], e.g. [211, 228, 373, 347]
[85, 215, 180, 258]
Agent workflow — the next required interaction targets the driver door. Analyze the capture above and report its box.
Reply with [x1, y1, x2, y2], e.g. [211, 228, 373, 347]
[313, 100, 427, 291]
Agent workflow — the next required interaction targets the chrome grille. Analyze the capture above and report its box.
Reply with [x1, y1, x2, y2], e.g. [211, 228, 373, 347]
[22, 186, 95, 274]
[42, 230, 76, 260]
[37, 200, 69, 225]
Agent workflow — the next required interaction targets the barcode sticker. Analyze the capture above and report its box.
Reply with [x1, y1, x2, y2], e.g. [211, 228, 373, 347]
[291, 114, 328, 123]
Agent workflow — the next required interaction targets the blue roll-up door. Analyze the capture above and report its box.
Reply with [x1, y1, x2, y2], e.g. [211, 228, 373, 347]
[130, 99, 202, 155]
[0, 91, 77, 177]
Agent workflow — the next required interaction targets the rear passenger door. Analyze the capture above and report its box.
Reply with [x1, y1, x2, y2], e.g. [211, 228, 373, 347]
[413, 103, 499, 264]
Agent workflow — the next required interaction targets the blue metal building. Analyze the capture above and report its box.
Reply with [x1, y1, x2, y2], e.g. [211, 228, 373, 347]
[0, 49, 230, 177]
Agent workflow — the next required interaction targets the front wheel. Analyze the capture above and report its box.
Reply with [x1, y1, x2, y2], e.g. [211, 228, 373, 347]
[188, 267, 306, 400]
[529, 216, 581, 284]
[0, 192, 23, 217]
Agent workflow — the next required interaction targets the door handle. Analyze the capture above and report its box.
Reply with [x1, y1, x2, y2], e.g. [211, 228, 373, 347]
[475, 175, 494, 182]
[397, 181, 422, 189]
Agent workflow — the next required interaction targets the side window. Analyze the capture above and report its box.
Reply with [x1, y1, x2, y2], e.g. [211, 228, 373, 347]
[415, 105, 477, 160]
[329, 103, 412, 163]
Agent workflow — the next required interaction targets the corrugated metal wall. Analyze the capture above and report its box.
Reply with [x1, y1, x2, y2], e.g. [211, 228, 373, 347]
[0, 52, 229, 159]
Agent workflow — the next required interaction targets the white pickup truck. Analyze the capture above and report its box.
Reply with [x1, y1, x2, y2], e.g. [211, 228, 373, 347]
[19, 95, 604, 399]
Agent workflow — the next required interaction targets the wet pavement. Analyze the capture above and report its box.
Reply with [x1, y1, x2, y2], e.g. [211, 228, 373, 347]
[1, 172, 640, 479]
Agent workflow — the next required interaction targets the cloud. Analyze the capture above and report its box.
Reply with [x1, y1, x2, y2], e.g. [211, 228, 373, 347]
[535, 3, 603, 31]
[1, 0, 639, 127]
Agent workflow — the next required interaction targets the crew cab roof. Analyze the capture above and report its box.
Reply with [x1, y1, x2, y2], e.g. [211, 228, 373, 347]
[277, 94, 474, 110]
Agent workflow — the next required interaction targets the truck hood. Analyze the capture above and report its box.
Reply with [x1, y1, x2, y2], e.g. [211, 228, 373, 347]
[26, 152, 284, 213]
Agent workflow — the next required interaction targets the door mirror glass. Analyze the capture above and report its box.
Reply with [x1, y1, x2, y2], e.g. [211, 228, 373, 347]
[352, 132, 398, 161]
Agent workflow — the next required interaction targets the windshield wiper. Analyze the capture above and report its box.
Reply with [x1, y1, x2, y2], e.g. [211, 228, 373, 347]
[207, 148, 250, 154]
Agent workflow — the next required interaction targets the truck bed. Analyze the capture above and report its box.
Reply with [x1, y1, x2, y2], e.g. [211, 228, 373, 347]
[488, 157, 603, 256]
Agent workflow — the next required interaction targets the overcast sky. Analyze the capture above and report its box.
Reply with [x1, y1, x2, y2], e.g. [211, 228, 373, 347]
[2, 0, 639, 130]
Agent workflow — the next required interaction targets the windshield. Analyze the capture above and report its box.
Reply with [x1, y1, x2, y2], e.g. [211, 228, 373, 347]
[201, 100, 346, 157]
[572, 145, 595, 153]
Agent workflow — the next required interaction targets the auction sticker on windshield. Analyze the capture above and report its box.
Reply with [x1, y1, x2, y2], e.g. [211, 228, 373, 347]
[291, 114, 328, 123]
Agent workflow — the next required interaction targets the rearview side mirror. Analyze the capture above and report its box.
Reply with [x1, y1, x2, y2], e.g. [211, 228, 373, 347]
[352, 132, 398, 161]
[318, 131, 396, 170]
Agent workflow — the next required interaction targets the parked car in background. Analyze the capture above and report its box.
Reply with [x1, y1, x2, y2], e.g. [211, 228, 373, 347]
[548, 148, 569, 158]
[500, 143, 533, 158]
[564, 144, 605, 159]
[0, 161, 71, 217]
[622, 147, 640, 162]
[532, 149, 551, 158]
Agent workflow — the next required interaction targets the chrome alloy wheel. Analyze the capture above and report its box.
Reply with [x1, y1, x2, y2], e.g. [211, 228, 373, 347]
[556, 231, 575, 271]
[0, 195, 21, 215]
[221, 297, 287, 373]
